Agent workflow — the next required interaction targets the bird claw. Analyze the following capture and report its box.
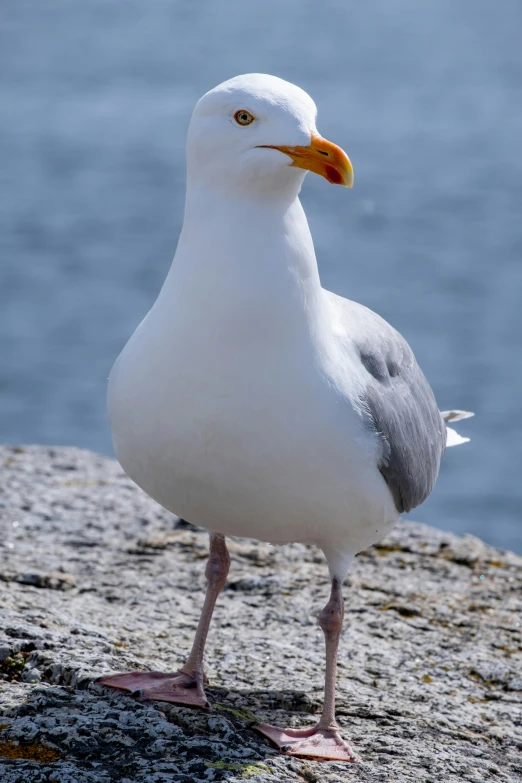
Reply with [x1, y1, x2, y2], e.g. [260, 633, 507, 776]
[98, 670, 209, 708]
[254, 722, 358, 762]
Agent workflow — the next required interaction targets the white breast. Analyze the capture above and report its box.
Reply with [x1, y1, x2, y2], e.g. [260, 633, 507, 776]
[109, 304, 397, 559]
[108, 195, 398, 564]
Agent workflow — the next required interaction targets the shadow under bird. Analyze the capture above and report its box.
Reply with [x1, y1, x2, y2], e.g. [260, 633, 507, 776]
[99, 73, 472, 761]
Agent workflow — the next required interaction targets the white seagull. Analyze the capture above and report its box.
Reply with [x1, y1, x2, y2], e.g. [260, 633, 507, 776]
[100, 74, 472, 761]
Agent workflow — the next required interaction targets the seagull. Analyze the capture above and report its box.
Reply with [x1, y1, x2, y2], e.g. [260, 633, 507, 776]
[99, 74, 472, 761]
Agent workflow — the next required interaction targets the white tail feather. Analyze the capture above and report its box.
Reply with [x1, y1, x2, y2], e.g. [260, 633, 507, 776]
[441, 410, 474, 423]
[441, 409, 473, 447]
[446, 426, 470, 447]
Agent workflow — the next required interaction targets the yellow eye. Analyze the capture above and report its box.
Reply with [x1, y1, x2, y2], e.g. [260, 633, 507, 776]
[234, 109, 255, 126]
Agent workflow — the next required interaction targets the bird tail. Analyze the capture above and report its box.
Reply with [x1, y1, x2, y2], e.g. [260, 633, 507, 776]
[441, 410, 474, 447]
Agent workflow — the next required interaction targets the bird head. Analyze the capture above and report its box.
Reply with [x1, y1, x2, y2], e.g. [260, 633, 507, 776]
[186, 73, 353, 198]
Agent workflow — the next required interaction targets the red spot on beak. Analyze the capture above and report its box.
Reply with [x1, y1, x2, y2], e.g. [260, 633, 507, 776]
[325, 165, 343, 185]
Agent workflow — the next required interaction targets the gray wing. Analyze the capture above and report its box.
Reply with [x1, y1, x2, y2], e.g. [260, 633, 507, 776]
[327, 292, 446, 514]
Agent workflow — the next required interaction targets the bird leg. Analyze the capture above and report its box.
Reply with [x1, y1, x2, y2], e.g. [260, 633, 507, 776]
[98, 532, 230, 708]
[255, 576, 357, 761]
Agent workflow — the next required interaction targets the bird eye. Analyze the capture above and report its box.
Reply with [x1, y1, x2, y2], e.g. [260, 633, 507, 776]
[234, 109, 255, 126]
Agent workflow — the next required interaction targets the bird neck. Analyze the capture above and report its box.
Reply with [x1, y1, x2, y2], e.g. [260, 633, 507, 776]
[160, 185, 325, 336]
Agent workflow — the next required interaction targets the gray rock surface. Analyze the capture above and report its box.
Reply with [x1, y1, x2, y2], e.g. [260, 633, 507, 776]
[0, 444, 521, 782]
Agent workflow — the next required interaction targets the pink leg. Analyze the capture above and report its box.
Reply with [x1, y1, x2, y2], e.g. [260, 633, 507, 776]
[255, 577, 357, 761]
[99, 532, 230, 708]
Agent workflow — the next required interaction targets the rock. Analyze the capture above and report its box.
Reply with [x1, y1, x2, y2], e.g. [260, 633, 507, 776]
[0, 444, 521, 782]
[0, 570, 76, 590]
[21, 667, 42, 684]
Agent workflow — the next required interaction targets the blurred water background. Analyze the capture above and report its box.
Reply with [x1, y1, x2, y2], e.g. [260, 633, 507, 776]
[1, 0, 521, 551]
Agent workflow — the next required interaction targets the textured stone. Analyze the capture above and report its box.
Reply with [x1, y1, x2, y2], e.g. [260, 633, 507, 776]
[0, 444, 521, 782]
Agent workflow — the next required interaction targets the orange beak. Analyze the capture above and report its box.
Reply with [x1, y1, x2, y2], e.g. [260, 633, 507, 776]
[258, 133, 353, 187]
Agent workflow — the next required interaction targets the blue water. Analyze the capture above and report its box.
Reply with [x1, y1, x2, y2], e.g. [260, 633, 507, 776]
[1, 1, 521, 551]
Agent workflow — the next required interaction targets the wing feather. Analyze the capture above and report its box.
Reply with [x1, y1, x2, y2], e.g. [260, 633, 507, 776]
[327, 292, 446, 513]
